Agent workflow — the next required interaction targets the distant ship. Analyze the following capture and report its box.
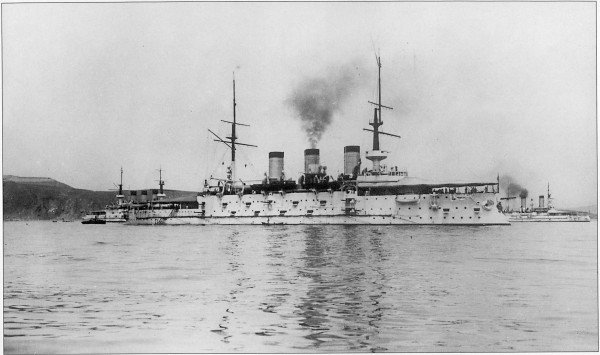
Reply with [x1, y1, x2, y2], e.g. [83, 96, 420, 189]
[81, 168, 129, 223]
[81, 216, 106, 225]
[506, 184, 590, 222]
[127, 56, 509, 225]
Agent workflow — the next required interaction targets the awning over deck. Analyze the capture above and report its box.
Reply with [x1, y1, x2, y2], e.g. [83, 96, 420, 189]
[357, 176, 497, 188]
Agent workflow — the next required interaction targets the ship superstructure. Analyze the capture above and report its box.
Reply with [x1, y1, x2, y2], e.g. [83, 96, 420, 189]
[82, 168, 130, 223]
[128, 58, 509, 225]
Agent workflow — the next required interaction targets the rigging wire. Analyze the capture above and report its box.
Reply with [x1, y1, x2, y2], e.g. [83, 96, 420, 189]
[203, 130, 211, 184]
[235, 148, 262, 183]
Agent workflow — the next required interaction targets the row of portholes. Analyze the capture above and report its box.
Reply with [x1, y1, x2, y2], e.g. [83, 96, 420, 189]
[220, 207, 341, 215]
[406, 216, 481, 220]
[402, 206, 474, 210]
[247, 198, 322, 204]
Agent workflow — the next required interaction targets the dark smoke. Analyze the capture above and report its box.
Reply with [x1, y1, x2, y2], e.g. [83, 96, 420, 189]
[519, 189, 528, 199]
[500, 175, 528, 198]
[288, 64, 362, 148]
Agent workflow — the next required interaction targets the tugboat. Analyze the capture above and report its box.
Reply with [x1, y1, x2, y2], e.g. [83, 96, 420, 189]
[507, 184, 591, 222]
[128, 56, 509, 225]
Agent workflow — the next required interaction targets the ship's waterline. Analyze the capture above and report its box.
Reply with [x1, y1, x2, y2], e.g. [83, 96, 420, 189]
[129, 191, 508, 225]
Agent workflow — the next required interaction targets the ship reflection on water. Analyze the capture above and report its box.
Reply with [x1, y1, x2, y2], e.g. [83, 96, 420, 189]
[3, 221, 597, 353]
[295, 225, 392, 351]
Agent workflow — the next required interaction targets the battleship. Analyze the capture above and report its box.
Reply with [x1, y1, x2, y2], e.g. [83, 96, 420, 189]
[506, 184, 590, 222]
[127, 57, 509, 225]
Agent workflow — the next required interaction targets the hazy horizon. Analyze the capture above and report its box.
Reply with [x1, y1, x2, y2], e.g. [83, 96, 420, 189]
[3, 2, 597, 208]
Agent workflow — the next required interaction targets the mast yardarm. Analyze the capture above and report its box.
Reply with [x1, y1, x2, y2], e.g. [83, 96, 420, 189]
[209, 73, 256, 185]
[363, 54, 400, 172]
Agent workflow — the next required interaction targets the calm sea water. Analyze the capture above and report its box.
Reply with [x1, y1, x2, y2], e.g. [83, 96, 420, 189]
[3, 221, 598, 353]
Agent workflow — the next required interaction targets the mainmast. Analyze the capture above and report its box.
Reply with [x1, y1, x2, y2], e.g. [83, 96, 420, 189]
[373, 55, 382, 150]
[363, 54, 400, 173]
[231, 76, 237, 175]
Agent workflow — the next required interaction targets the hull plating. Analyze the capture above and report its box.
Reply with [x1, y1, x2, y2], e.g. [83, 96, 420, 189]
[128, 191, 509, 225]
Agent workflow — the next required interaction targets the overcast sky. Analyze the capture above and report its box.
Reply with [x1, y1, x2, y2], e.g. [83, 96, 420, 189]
[3, 2, 596, 208]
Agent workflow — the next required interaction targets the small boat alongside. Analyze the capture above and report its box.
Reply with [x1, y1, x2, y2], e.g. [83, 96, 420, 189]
[81, 216, 106, 224]
[81, 210, 106, 223]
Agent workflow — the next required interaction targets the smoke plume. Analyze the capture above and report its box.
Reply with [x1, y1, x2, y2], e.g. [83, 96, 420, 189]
[500, 175, 528, 198]
[287, 64, 362, 148]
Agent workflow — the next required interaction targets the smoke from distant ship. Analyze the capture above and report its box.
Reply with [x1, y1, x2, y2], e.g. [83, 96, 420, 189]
[500, 175, 528, 198]
[287, 63, 363, 148]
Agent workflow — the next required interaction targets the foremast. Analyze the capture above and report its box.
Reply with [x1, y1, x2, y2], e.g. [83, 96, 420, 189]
[116, 167, 125, 205]
[208, 74, 256, 193]
[157, 167, 166, 200]
[547, 182, 553, 209]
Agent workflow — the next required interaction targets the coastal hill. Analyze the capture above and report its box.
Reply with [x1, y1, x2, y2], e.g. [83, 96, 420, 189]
[3, 175, 198, 221]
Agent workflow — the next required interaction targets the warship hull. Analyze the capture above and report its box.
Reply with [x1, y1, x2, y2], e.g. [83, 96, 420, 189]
[508, 213, 590, 222]
[128, 191, 509, 225]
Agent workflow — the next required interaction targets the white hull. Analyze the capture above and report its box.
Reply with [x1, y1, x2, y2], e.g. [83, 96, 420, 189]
[128, 191, 509, 226]
[508, 214, 591, 222]
[104, 218, 127, 223]
[82, 209, 128, 223]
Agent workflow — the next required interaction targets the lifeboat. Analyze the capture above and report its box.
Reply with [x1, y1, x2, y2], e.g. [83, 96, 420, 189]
[395, 195, 420, 204]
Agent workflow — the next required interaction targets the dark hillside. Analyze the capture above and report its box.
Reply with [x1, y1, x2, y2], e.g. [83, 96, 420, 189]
[3, 175, 198, 221]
